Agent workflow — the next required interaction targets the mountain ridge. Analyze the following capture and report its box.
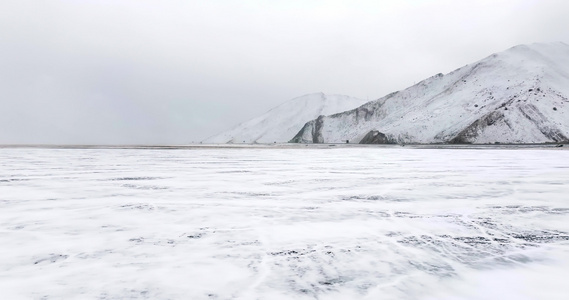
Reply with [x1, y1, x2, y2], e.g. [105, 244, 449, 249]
[203, 93, 369, 144]
[291, 42, 569, 144]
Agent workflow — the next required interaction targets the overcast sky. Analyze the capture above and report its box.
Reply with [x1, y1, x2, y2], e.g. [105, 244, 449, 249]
[2, 0, 569, 144]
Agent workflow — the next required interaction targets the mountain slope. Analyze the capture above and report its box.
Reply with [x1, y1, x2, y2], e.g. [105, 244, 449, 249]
[291, 42, 569, 144]
[204, 93, 368, 143]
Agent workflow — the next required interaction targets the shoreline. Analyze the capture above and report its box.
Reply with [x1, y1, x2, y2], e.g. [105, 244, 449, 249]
[0, 143, 566, 150]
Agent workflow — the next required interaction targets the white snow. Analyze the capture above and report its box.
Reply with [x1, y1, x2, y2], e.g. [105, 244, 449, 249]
[1, 146, 569, 299]
[294, 42, 569, 144]
[203, 93, 368, 143]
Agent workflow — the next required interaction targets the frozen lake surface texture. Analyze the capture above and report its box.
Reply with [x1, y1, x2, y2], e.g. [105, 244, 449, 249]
[1, 146, 569, 299]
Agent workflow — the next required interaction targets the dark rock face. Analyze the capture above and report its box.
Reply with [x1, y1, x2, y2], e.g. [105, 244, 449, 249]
[359, 130, 394, 144]
[313, 116, 325, 143]
[289, 116, 326, 143]
[354, 107, 375, 123]
[449, 103, 569, 144]
[289, 121, 314, 143]
[449, 110, 506, 144]
[518, 104, 568, 142]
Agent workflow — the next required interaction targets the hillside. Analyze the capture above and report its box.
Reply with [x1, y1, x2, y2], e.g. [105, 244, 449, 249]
[204, 93, 368, 143]
[291, 42, 569, 144]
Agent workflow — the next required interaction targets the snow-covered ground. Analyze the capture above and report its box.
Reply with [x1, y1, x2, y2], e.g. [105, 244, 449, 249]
[1, 147, 569, 299]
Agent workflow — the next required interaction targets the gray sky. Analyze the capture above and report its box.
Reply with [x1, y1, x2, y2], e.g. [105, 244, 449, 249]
[2, 0, 569, 144]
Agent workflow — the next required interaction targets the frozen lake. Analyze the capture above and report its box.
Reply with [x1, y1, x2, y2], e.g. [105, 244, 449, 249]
[1, 146, 569, 299]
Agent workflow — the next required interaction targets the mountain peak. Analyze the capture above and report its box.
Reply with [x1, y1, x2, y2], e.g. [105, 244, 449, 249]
[291, 42, 569, 144]
[203, 93, 367, 144]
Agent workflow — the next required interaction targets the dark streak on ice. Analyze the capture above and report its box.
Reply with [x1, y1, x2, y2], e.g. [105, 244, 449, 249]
[34, 254, 68, 265]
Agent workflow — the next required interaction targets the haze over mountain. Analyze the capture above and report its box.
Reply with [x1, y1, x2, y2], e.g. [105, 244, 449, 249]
[291, 42, 569, 144]
[204, 93, 368, 143]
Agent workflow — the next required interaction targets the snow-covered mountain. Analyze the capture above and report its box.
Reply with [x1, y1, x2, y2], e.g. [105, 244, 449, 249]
[291, 42, 569, 144]
[204, 93, 368, 143]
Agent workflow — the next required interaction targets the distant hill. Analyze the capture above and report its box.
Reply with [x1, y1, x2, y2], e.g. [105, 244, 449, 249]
[203, 93, 368, 143]
[291, 42, 569, 144]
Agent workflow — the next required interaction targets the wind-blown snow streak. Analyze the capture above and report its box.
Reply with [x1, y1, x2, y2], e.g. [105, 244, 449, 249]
[292, 42, 569, 144]
[204, 93, 368, 143]
[1, 147, 569, 299]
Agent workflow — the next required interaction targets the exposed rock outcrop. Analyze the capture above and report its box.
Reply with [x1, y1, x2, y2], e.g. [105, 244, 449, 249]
[449, 111, 506, 144]
[204, 93, 368, 144]
[359, 130, 394, 144]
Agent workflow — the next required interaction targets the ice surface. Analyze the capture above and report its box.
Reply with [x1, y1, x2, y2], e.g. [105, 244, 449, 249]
[1, 147, 569, 299]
